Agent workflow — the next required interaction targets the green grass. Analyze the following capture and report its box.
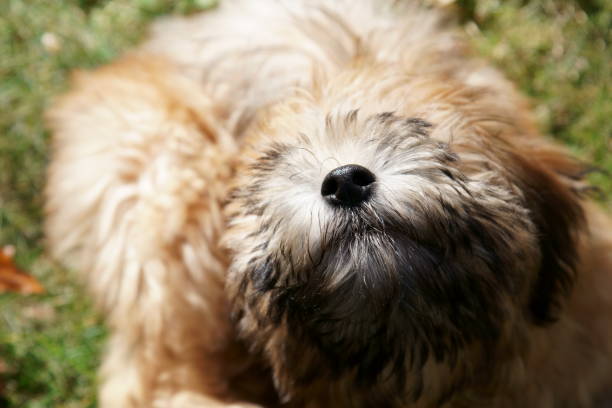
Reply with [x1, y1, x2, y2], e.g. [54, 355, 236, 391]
[0, 0, 609, 406]
[460, 0, 611, 197]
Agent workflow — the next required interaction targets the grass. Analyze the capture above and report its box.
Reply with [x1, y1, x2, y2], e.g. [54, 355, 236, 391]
[0, 0, 609, 406]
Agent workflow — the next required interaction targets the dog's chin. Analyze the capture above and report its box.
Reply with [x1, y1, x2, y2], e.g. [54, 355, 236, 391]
[279, 228, 403, 321]
[241, 219, 514, 387]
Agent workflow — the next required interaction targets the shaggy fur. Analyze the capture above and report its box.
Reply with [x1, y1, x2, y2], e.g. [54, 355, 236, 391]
[45, 1, 612, 407]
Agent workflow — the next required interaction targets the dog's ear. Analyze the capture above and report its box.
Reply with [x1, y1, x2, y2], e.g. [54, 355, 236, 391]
[510, 142, 587, 324]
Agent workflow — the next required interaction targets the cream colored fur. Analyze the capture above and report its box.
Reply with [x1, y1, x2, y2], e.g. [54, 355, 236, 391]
[45, 1, 612, 407]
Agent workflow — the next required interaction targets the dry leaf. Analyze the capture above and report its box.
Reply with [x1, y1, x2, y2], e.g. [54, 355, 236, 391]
[0, 246, 44, 294]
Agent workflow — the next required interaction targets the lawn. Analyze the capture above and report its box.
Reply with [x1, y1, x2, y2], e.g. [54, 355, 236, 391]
[0, 0, 609, 407]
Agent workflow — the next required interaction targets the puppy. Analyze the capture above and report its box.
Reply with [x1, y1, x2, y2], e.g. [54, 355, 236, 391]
[45, 1, 612, 407]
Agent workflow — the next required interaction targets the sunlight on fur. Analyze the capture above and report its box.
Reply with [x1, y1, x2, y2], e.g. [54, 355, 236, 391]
[45, 0, 612, 407]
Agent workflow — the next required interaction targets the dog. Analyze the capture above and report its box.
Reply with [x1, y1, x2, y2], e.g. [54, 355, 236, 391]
[45, 1, 612, 407]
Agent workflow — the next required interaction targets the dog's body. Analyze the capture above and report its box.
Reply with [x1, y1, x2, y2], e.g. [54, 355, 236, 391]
[45, 1, 612, 407]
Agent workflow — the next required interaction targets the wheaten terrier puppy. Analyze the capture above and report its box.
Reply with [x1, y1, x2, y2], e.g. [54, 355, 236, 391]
[45, 0, 612, 407]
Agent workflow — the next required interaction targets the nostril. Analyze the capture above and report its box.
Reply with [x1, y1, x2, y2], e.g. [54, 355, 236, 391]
[351, 167, 376, 187]
[321, 164, 376, 207]
[321, 177, 338, 197]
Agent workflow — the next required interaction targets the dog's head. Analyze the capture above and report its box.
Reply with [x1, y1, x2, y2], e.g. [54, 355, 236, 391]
[223, 94, 585, 401]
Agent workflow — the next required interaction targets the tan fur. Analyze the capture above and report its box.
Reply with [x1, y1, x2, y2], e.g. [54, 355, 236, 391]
[45, 1, 612, 407]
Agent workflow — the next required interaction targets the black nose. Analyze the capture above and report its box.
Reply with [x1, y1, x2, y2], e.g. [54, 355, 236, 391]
[321, 164, 376, 207]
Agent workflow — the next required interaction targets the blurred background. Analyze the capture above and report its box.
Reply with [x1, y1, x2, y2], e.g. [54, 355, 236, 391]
[0, 0, 609, 406]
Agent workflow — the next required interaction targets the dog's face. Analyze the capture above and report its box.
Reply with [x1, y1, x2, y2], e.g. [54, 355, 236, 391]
[224, 96, 583, 401]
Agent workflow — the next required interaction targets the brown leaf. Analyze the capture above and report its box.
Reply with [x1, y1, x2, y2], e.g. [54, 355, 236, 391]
[0, 246, 44, 294]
